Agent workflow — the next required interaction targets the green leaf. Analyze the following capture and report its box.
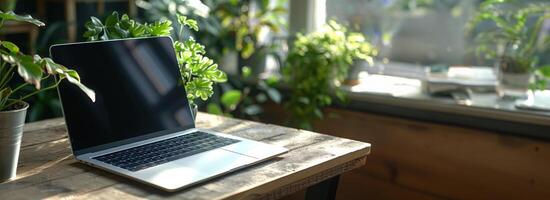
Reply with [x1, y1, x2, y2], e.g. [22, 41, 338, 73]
[204, 68, 227, 82]
[241, 42, 255, 59]
[241, 66, 252, 78]
[207, 103, 224, 115]
[221, 90, 241, 110]
[105, 12, 119, 27]
[538, 66, 550, 78]
[42, 58, 65, 74]
[129, 23, 146, 37]
[1, 54, 16, 65]
[1, 41, 19, 53]
[42, 57, 95, 102]
[149, 20, 173, 36]
[266, 88, 281, 103]
[529, 79, 547, 90]
[62, 70, 96, 102]
[186, 79, 213, 101]
[83, 31, 98, 41]
[177, 15, 199, 31]
[259, 0, 269, 10]
[265, 76, 279, 86]
[90, 16, 104, 27]
[16, 55, 42, 89]
[0, 11, 44, 26]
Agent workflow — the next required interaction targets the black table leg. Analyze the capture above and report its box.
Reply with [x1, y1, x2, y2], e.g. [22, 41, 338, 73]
[305, 175, 340, 200]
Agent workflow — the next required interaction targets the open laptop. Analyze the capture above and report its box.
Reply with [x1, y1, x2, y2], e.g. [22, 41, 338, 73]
[50, 37, 288, 191]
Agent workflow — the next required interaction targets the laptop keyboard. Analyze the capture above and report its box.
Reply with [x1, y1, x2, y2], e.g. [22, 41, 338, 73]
[92, 131, 239, 172]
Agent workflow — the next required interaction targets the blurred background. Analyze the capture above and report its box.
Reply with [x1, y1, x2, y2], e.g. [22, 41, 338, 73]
[3, 0, 550, 199]
[4, 0, 549, 122]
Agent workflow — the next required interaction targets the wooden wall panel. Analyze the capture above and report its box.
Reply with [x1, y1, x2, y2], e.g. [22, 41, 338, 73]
[312, 108, 550, 200]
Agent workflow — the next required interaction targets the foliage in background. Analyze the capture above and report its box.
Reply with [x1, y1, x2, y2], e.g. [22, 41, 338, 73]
[466, 0, 550, 89]
[206, 66, 281, 120]
[215, 0, 287, 59]
[138, 0, 287, 60]
[284, 21, 377, 130]
[84, 11, 226, 106]
[0, 11, 94, 112]
[137, 0, 227, 60]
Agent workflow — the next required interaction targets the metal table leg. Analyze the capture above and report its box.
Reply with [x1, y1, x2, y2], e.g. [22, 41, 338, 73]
[305, 175, 340, 200]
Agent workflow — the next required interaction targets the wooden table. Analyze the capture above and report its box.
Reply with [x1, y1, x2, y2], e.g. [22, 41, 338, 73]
[0, 113, 370, 200]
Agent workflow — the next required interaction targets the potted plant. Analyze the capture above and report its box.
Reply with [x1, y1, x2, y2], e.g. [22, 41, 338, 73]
[283, 20, 376, 130]
[467, 0, 550, 98]
[0, 11, 94, 182]
[83, 11, 227, 118]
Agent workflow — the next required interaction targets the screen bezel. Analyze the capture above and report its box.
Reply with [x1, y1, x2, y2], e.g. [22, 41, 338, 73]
[50, 37, 195, 156]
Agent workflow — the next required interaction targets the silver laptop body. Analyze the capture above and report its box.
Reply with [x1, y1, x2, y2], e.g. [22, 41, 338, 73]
[50, 37, 287, 191]
[77, 128, 287, 191]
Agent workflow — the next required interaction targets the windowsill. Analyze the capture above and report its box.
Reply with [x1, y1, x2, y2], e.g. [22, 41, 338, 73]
[339, 61, 550, 139]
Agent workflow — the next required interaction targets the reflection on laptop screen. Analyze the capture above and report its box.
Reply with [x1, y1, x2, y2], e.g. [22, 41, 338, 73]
[51, 37, 194, 153]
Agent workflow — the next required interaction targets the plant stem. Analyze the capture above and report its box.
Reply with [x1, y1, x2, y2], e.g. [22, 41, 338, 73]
[0, 62, 14, 88]
[3, 78, 63, 109]
[10, 75, 50, 95]
[10, 82, 30, 94]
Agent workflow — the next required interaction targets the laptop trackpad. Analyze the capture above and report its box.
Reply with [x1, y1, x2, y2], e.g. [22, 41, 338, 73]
[140, 149, 256, 191]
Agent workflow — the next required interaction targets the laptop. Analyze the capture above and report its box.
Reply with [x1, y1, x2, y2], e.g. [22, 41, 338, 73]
[50, 37, 288, 191]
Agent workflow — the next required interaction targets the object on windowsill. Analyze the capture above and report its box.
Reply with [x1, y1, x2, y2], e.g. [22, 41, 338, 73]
[515, 91, 550, 112]
[347, 73, 423, 97]
[426, 66, 497, 95]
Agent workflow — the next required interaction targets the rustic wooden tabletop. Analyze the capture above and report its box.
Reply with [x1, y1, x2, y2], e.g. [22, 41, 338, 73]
[0, 112, 370, 200]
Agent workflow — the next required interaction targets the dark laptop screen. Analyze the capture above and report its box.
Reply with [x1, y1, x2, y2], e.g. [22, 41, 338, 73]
[51, 37, 195, 154]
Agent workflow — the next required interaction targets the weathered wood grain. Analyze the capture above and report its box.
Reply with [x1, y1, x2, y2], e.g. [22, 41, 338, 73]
[0, 112, 370, 200]
[21, 118, 67, 147]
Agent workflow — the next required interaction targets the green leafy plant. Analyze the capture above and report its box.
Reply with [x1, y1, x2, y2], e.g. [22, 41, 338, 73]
[466, 0, 550, 88]
[0, 11, 94, 112]
[84, 11, 226, 106]
[284, 20, 377, 130]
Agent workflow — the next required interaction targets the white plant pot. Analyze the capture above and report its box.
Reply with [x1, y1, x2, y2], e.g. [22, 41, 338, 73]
[496, 72, 531, 99]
